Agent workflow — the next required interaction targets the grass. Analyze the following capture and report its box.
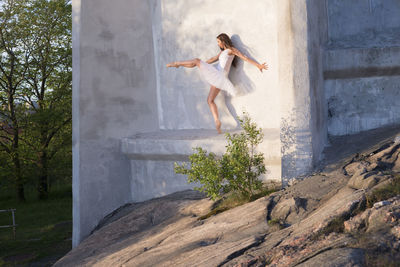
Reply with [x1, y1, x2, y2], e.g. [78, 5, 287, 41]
[0, 181, 72, 267]
[199, 186, 277, 220]
[267, 218, 287, 230]
[366, 172, 400, 208]
[311, 216, 346, 241]
[353, 172, 400, 266]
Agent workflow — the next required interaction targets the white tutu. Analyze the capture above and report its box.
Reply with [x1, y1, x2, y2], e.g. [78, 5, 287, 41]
[198, 49, 238, 97]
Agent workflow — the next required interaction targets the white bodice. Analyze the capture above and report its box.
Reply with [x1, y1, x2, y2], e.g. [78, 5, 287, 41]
[198, 48, 238, 96]
[217, 49, 235, 75]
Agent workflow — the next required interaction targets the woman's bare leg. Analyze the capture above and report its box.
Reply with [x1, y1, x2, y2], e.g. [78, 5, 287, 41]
[166, 58, 201, 68]
[167, 58, 221, 133]
[207, 86, 222, 134]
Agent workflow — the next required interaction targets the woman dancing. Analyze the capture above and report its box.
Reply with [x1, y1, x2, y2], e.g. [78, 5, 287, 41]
[166, 33, 268, 134]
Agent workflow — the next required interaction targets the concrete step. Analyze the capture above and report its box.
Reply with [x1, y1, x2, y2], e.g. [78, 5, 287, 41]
[324, 46, 400, 80]
[121, 129, 281, 202]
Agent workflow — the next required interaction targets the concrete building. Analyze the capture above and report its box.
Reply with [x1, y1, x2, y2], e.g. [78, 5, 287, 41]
[72, 0, 400, 247]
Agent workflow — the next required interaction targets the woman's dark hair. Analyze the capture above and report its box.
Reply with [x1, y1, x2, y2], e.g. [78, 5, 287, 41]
[217, 33, 237, 67]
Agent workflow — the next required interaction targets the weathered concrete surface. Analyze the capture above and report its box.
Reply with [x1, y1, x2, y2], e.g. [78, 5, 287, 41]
[277, 0, 328, 182]
[307, 0, 329, 176]
[73, 0, 400, 250]
[73, 0, 329, 248]
[324, 47, 400, 79]
[324, 0, 400, 137]
[154, 0, 280, 130]
[324, 47, 400, 136]
[121, 129, 281, 202]
[325, 75, 400, 136]
[57, 131, 400, 266]
[72, 0, 159, 247]
[326, 0, 400, 49]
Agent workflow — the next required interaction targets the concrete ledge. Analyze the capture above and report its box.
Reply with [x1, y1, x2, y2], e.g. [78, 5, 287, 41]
[324, 46, 400, 136]
[121, 129, 282, 202]
[324, 46, 400, 79]
[121, 129, 281, 162]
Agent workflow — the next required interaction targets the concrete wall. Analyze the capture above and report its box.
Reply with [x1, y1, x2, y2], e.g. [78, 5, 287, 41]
[151, 0, 327, 182]
[325, 75, 400, 135]
[277, 0, 328, 182]
[307, 0, 329, 168]
[153, 0, 280, 130]
[122, 129, 281, 202]
[72, 0, 159, 247]
[327, 0, 400, 48]
[72, 0, 400, 248]
[73, 0, 330, 247]
[324, 0, 400, 136]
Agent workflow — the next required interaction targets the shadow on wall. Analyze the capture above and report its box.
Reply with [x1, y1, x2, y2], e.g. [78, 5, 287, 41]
[223, 34, 260, 127]
[159, 0, 266, 129]
[280, 108, 297, 186]
[157, 0, 229, 129]
[223, 93, 240, 128]
[230, 34, 257, 96]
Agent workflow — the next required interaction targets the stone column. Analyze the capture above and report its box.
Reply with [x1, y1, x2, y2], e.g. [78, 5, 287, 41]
[72, 0, 159, 247]
[277, 0, 328, 184]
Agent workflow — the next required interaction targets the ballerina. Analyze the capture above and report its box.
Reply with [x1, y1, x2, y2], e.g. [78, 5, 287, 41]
[166, 33, 268, 134]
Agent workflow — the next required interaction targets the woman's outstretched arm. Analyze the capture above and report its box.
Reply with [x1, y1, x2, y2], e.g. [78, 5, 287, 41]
[206, 51, 222, 64]
[229, 47, 268, 72]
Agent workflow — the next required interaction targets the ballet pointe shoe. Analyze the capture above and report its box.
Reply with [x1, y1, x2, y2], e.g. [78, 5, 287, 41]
[215, 120, 222, 134]
[166, 62, 179, 68]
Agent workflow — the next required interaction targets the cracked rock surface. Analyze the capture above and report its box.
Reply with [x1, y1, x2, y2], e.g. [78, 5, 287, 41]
[55, 131, 400, 267]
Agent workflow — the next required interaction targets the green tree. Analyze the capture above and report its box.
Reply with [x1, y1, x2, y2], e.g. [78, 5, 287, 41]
[0, 0, 30, 202]
[0, 0, 72, 200]
[175, 147, 224, 200]
[20, 0, 72, 199]
[221, 115, 265, 198]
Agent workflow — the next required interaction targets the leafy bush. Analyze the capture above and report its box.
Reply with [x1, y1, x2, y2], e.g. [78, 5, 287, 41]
[174, 112, 266, 200]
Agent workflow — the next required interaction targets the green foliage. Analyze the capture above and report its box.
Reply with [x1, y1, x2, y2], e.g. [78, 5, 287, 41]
[175, 112, 266, 200]
[222, 114, 266, 198]
[0, 0, 72, 200]
[310, 215, 347, 241]
[198, 192, 250, 220]
[366, 172, 400, 208]
[267, 218, 286, 230]
[0, 182, 72, 266]
[198, 185, 277, 220]
[174, 147, 223, 200]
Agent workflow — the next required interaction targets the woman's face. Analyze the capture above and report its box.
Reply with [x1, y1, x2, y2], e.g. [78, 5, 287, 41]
[217, 38, 224, 49]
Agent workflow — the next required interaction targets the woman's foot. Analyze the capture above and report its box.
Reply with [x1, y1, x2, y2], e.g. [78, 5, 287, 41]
[166, 62, 179, 68]
[215, 120, 222, 134]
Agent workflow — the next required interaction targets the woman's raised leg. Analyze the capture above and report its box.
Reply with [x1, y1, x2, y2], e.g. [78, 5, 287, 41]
[166, 58, 201, 68]
[207, 86, 222, 134]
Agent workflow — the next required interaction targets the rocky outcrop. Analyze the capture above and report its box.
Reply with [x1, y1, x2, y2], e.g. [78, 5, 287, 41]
[55, 134, 400, 267]
[344, 196, 400, 234]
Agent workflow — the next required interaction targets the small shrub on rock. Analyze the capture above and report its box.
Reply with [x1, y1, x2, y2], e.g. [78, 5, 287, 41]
[174, 112, 266, 200]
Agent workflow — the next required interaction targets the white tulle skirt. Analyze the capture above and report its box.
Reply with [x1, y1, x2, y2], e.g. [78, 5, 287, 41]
[198, 60, 238, 97]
